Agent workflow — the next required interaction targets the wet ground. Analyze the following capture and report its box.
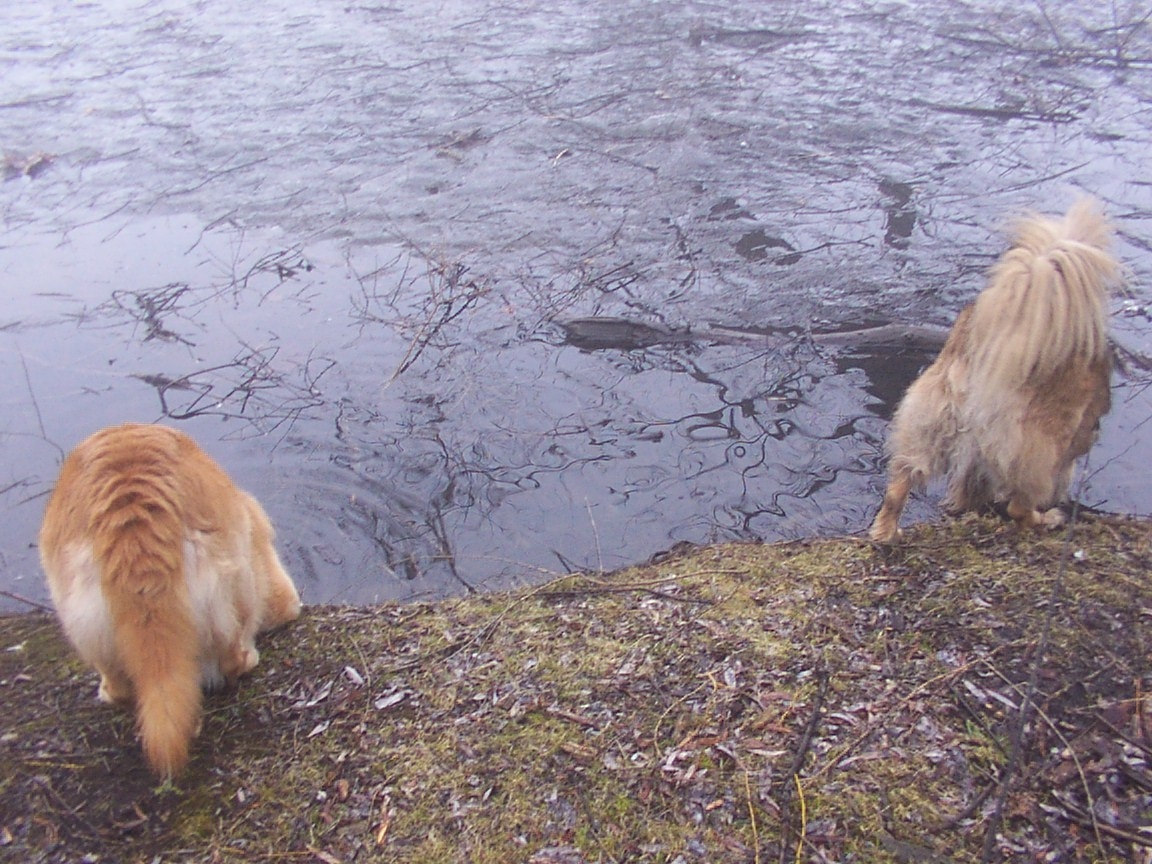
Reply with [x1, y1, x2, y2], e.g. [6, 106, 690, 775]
[2, 0, 1151, 608]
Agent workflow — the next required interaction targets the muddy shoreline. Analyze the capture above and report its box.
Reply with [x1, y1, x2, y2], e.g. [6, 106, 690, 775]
[3, 513, 1150, 862]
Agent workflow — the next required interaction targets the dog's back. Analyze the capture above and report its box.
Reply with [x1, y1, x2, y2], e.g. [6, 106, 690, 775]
[966, 198, 1116, 401]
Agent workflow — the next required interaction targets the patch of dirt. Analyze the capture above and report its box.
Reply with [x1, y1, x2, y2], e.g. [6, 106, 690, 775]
[1, 513, 1150, 862]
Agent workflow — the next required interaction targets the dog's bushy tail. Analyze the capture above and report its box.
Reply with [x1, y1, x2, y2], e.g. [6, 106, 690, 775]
[94, 473, 201, 779]
[966, 197, 1120, 394]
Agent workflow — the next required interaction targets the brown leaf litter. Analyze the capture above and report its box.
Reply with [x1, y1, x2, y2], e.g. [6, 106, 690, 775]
[1, 512, 1150, 862]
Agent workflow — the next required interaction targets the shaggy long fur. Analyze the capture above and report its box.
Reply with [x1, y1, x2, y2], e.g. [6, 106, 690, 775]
[870, 198, 1120, 542]
[39, 423, 302, 777]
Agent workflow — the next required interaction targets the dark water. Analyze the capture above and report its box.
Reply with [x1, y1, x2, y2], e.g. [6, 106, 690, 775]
[2, 0, 1151, 608]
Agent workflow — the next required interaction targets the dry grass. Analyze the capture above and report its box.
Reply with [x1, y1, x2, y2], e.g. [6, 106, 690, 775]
[2, 512, 1150, 862]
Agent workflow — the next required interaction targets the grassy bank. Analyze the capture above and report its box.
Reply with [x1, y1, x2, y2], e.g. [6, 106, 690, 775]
[2, 513, 1150, 862]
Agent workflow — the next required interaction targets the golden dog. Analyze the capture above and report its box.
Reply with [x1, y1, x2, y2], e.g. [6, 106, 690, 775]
[40, 424, 302, 777]
[870, 198, 1121, 542]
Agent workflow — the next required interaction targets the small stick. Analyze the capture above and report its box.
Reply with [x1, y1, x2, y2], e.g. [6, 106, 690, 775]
[0, 589, 53, 613]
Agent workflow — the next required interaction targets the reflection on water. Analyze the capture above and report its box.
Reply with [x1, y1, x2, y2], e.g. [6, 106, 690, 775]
[1, 0, 1150, 608]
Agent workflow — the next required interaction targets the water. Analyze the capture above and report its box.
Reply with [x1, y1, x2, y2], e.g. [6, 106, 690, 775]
[2, 0, 1151, 608]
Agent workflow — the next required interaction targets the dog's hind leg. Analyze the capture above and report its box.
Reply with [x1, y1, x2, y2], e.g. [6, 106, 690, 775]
[870, 467, 914, 542]
[1003, 422, 1080, 532]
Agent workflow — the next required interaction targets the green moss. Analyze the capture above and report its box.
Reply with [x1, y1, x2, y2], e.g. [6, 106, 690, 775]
[3, 513, 1151, 861]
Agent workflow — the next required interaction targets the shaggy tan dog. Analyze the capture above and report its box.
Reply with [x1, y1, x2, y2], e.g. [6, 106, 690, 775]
[870, 198, 1121, 542]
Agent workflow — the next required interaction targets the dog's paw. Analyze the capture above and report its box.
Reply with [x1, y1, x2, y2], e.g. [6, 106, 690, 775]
[869, 520, 902, 543]
[1040, 507, 1067, 529]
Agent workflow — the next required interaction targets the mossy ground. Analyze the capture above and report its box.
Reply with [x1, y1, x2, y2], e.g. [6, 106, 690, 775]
[2, 512, 1150, 862]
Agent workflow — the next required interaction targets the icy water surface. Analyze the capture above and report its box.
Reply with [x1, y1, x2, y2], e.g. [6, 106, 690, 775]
[2, 0, 1151, 607]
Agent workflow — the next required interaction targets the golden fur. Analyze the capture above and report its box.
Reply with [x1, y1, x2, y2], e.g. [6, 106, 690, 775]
[870, 198, 1121, 542]
[39, 423, 301, 777]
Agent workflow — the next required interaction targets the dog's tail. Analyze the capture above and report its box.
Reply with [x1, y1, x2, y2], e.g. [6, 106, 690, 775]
[967, 197, 1120, 393]
[93, 465, 201, 779]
